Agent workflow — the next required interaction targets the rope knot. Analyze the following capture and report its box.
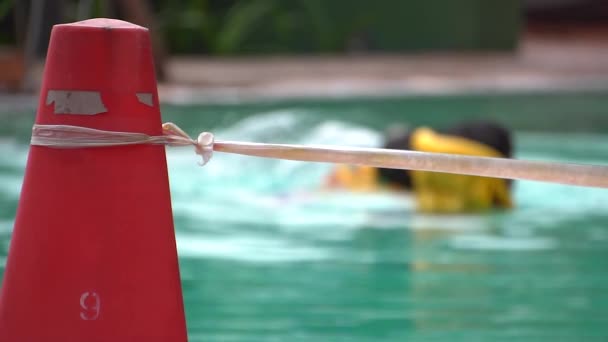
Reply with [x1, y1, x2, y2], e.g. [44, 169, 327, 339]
[162, 122, 214, 166]
[195, 132, 214, 166]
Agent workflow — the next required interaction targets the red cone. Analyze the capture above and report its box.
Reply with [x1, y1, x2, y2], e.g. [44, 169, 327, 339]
[0, 19, 187, 341]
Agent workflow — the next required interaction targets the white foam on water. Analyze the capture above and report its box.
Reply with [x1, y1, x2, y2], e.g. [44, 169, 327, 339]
[449, 234, 557, 251]
[0, 141, 26, 199]
[407, 214, 492, 232]
[0, 175, 23, 197]
[176, 233, 329, 263]
[171, 185, 418, 236]
[166, 113, 415, 239]
[0, 220, 13, 236]
[218, 109, 304, 142]
[0, 139, 28, 169]
[508, 181, 608, 232]
[301, 120, 381, 147]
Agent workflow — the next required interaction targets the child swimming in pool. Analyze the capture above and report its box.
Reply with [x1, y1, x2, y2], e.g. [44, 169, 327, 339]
[325, 120, 514, 213]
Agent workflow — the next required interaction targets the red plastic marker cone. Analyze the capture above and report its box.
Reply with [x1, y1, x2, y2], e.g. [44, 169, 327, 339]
[0, 19, 187, 341]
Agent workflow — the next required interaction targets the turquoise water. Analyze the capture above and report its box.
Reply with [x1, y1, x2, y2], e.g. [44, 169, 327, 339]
[2, 93, 608, 340]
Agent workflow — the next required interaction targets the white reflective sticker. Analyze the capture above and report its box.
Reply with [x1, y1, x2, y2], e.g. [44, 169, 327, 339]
[136, 93, 154, 107]
[46, 90, 107, 115]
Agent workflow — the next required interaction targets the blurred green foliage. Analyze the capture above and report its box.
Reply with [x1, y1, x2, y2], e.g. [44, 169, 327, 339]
[0, 0, 11, 20]
[158, 0, 521, 55]
[0, 0, 521, 54]
[158, 0, 342, 54]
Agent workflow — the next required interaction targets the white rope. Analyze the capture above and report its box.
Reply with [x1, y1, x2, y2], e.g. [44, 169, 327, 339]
[31, 123, 214, 166]
[30, 123, 608, 188]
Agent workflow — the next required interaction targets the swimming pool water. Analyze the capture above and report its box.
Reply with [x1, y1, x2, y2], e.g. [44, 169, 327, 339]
[1, 94, 608, 340]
